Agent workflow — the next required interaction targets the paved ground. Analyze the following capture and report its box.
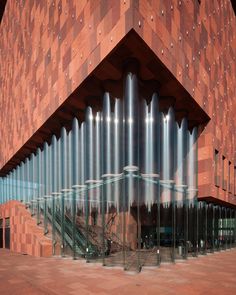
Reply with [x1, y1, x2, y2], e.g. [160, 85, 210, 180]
[0, 249, 236, 295]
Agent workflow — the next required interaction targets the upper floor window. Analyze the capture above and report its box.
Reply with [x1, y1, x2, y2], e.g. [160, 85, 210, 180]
[228, 161, 232, 193]
[222, 156, 227, 190]
[214, 150, 220, 187]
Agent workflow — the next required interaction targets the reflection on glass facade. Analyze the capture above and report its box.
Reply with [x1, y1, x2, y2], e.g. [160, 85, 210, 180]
[0, 70, 236, 271]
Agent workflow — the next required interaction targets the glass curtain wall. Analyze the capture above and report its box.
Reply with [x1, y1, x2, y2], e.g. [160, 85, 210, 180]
[175, 119, 188, 260]
[138, 94, 160, 268]
[206, 203, 214, 252]
[186, 127, 198, 257]
[198, 201, 207, 254]
[1, 67, 225, 272]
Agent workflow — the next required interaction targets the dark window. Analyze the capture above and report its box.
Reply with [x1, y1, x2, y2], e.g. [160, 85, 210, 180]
[5, 217, 10, 249]
[5, 217, 10, 228]
[222, 156, 227, 190]
[214, 150, 220, 187]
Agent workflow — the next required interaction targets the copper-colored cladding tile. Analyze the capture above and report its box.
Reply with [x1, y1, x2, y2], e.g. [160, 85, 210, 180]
[0, 201, 52, 257]
[0, 0, 236, 204]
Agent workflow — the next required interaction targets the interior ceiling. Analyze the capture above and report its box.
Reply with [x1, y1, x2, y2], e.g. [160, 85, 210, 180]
[0, 30, 210, 176]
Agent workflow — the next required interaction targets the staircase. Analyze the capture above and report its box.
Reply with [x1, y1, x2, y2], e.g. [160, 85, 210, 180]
[29, 201, 132, 264]
[46, 209, 100, 258]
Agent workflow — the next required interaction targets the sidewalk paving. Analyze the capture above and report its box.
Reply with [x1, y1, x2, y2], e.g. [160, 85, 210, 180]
[0, 248, 236, 295]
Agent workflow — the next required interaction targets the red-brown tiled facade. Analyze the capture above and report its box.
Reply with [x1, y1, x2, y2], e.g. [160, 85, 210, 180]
[0, 0, 235, 206]
[0, 201, 52, 256]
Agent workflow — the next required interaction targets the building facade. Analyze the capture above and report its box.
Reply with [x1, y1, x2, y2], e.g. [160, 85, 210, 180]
[0, 0, 235, 271]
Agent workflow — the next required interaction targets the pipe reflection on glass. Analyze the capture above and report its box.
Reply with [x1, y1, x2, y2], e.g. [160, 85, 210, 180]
[60, 127, 68, 190]
[142, 94, 159, 211]
[175, 118, 188, 206]
[114, 98, 122, 211]
[187, 127, 198, 203]
[79, 122, 86, 213]
[103, 93, 112, 212]
[51, 135, 57, 193]
[44, 142, 49, 196]
[80, 122, 86, 186]
[67, 130, 72, 210]
[72, 118, 79, 186]
[57, 136, 62, 193]
[161, 107, 175, 206]
[124, 72, 139, 208]
[0, 70, 205, 268]
[95, 111, 101, 212]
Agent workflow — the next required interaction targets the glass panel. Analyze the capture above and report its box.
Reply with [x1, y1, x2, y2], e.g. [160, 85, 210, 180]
[122, 71, 140, 271]
[139, 95, 160, 267]
[75, 122, 87, 260]
[8, 174, 10, 201]
[222, 206, 226, 250]
[234, 210, 236, 247]
[25, 158, 30, 204]
[0, 66, 202, 271]
[175, 118, 187, 260]
[188, 200, 198, 256]
[2, 178, 5, 203]
[230, 209, 234, 248]
[102, 98, 124, 267]
[85, 183, 103, 263]
[219, 206, 226, 250]
[187, 127, 198, 257]
[198, 201, 207, 254]
[83, 107, 103, 263]
[226, 208, 231, 249]
[50, 135, 57, 254]
[43, 143, 49, 235]
[207, 203, 214, 252]
[213, 205, 220, 251]
[33, 153, 38, 214]
[160, 108, 175, 263]
[73, 185, 87, 259]
[218, 206, 223, 250]
[63, 131, 74, 256]
[104, 175, 124, 267]
[60, 127, 73, 257]
[54, 192, 62, 252]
